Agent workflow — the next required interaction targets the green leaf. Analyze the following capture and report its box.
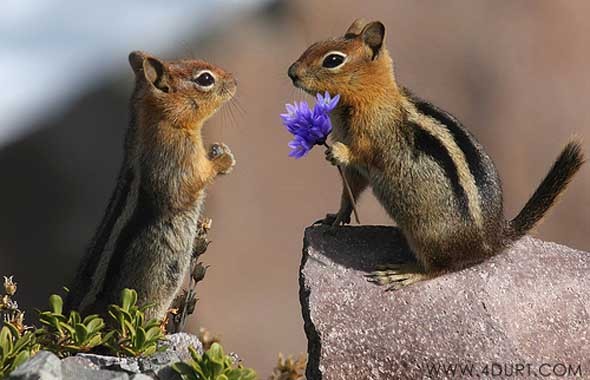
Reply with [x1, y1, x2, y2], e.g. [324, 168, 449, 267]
[134, 328, 146, 349]
[240, 368, 257, 380]
[58, 321, 76, 336]
[144, 326, 163, 342]
[82, 314, 101, 325]
[225, 368, 257, 380]
[207, 342, 225, 362]
[49, 294, 63, 315]
[117, 308, 134, 323]
[121, 346, 138, 357]
[208, 359, 224, 377]
[102, 330, 116, 344]
[10, 350, 30, 371]
[141, 345, 156, 356]
[13, 332, 34, 352]
[143, 319, 161, 330]
[0, 327, 12, 354]
[4, 323, 21, 340]
[86, 334, 102, 348]
[121, 288, 137, 311]
[64, 344, 85, 352]
[85, 318, 105, 333]
[123, 320, 137, 337]
[189, 346, 202, 362]
[172, 362, 200, 380]
[38, 314, 55, 328]
[69, 311, 81, 325]
[74, 324, 89, 343]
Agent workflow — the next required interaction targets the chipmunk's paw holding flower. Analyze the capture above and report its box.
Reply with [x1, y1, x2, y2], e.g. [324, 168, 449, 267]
[325, 142, 351, 167]
[281, 92, 339, 159]
[209, 143, 235, 174]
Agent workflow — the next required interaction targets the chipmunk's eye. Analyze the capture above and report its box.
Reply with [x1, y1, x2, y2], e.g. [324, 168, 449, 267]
[322, 52, 347, 69]
[194, 71, 215, 89]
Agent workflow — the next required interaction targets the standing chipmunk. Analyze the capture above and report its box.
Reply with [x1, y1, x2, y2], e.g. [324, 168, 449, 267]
[288, 19, 584, 289]
[65, 51, 236, 318]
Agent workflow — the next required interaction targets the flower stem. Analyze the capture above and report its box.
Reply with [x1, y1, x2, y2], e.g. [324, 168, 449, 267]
[324, 143, 361, 224]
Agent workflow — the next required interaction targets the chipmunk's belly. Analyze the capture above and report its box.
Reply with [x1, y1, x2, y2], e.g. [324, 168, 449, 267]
[368, 163, 467, 238]
[97, 190, 205, 319]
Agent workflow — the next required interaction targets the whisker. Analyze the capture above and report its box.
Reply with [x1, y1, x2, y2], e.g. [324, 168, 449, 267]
[224, 100, 239, 130]
[224, 104, 234, 130]
[231, 97, 247, 117]
[230, 101, 242, 127]
[218, 105, 227, 140]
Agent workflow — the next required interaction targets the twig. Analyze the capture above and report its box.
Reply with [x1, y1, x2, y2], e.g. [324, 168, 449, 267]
[179, 259, 196, 332]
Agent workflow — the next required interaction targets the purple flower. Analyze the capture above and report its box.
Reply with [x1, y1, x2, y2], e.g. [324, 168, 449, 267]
[315, 92, 340, 114]
[281, 92, 341, 158]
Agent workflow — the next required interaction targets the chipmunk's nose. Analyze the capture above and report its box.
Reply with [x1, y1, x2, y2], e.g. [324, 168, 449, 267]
[288, 63, 300, 83]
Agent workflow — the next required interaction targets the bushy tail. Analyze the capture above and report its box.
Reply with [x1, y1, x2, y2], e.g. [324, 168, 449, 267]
[507, 141, 584, 240]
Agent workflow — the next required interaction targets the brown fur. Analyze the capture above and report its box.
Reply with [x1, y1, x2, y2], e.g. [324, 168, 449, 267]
[65, 51, 236, 318]
[290, 20, 584, 280]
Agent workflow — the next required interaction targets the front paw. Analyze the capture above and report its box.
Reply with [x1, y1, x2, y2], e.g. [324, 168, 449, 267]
[325, 142, 351, 167]
[313, 212, 351, 226]
[209, 143, 236, 174]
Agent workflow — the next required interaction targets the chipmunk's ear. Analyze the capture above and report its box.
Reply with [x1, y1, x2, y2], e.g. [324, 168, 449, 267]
[360, 21, 385, 60]
[128, 51, 170, 93]
[344, 18, 367, 38]
[129, 51, 147, 74]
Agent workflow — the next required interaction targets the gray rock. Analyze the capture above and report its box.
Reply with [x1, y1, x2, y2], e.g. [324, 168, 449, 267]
[129, 375, 153, 380]
[76, 351, 180, 379]
[300, 225, 590, 380]
[60, 355, 99, 370]
[72, 332, 200, 376]
[61, 359, 129, 380]
[7, 351, 62, 380]
[5, 333, 201, 379]
[75, 353, 139, 373]
[163, 333, 203, 361]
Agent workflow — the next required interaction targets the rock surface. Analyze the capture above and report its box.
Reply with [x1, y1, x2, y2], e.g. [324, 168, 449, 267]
[76, 351, 180, 379]
[7, 333, 204, 380]
[300, 225, 590, 380]
[61, 358, 129, 380]
[8, 351, 62, 380]
[162, 333, 204, 361]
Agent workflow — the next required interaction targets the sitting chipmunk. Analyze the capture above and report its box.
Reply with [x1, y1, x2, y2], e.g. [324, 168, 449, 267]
[288, 19, 584, 289]
[65, 51, 236, 318]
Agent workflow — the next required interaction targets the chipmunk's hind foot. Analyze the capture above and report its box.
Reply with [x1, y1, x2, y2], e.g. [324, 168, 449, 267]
[366, 262, 428, 291]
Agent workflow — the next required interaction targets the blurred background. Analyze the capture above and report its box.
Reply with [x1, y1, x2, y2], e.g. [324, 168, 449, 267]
[1, 0, 589, 375]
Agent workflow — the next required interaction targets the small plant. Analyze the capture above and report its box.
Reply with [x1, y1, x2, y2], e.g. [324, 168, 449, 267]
[1, 276, 26, 333]
[36, 294, 106, 357]
[104, 288, 166, 357]
[0, 323, 40, 378]
[168, 218, 211, 333]
[0, 276, 40, 378]
[269, 353, 306, 380]
[1, 270, 254, 377]
[1, 277, 173, 377]
[172, 343, 257, 380]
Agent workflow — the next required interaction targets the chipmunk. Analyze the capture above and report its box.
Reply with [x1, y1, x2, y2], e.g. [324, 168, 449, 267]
[288, 19, 584, 289]
[65, 51, 236, 318]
